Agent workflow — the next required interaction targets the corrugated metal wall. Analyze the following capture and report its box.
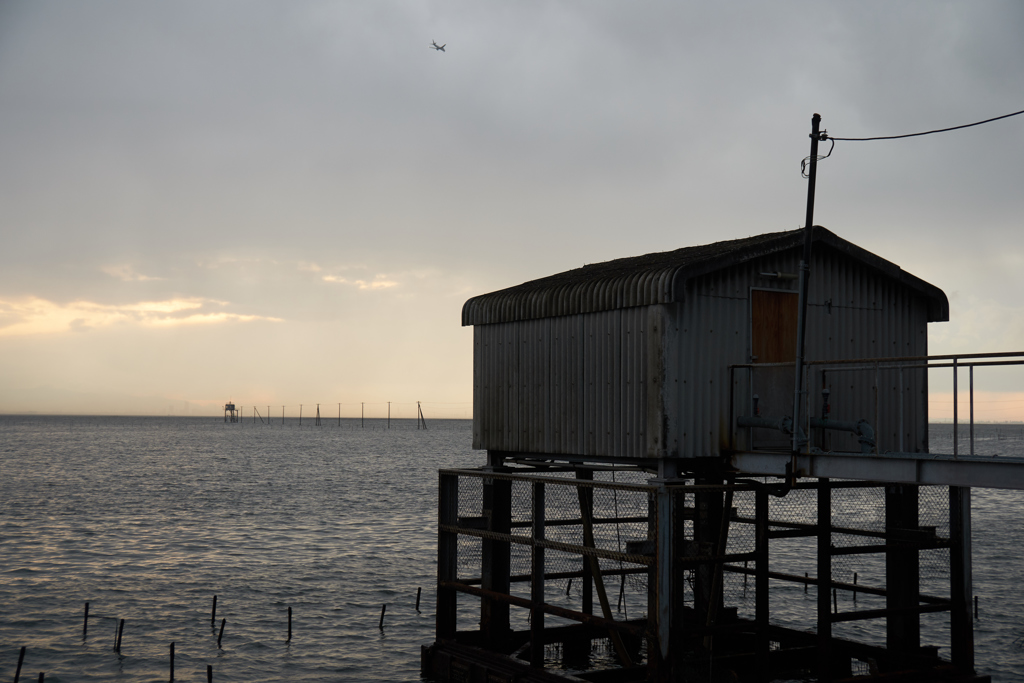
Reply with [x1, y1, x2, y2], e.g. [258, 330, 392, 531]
[473, 244, 933, 459]
[473, 308, 650, 458]
[665, 247, 930, 458]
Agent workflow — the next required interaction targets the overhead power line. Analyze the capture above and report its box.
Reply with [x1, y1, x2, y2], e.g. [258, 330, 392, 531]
[826, 107, 1024, 142]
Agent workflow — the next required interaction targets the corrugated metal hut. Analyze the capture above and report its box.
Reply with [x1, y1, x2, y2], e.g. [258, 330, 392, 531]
[463, 226, 948, 461]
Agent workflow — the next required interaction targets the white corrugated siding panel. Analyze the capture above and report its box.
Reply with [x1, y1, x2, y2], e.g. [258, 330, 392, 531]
[472, 309, 649, 457]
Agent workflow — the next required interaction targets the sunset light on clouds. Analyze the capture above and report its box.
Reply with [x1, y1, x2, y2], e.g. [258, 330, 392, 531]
[1, 1, 1023, 418]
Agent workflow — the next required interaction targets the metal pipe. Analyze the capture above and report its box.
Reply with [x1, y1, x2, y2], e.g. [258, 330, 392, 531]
[970, 366, 975, 457]
[954, 359, 959, 458]
[809, 418, 875, 454]
[899, 367, 905, 453]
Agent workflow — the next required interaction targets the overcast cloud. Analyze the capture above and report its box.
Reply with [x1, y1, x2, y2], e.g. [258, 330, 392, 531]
[1, 1, 1022, 417]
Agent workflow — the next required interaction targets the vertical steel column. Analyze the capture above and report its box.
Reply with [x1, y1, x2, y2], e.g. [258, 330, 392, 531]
[695, 480, 724, 624]
[755, 485, 770, 680]
[576, 469, 595, 616]
[656, 483, 674, 665]
[481, 474, 511, 648]
[950, 486, 975, 669]
[817, 478, 832, 682]
[437, 473, 459, 639]
[530, 481, 545, 668]
[885, 484, 920, 652]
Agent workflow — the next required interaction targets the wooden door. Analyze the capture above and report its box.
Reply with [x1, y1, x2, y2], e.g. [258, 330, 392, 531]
[750, 289, 798, 448]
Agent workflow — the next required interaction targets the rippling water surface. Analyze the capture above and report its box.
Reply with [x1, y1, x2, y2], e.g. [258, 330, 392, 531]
[2, 417, 1024, 681]
[1, 416, 477, 682]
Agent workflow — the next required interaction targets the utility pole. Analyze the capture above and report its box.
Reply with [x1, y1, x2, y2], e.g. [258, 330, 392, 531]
[793, 113, 826, 454]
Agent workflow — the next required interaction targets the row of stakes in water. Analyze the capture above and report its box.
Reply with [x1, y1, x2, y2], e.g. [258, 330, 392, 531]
[9, 588, 424, 682]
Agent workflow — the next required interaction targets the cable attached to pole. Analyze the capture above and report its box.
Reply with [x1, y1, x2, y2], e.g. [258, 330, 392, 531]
[828, 108, 1024, 142]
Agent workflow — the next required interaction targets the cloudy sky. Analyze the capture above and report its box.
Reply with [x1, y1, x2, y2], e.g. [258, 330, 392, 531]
[1, 1, 1022, 418]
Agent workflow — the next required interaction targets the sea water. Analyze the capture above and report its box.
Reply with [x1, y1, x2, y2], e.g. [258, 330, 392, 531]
[1, 417, 1024, 681]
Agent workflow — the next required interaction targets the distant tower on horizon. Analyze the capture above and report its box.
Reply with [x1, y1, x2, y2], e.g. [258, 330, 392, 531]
[224, 402, 237, 423]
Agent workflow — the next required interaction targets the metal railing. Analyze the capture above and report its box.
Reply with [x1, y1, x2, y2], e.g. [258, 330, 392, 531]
[730, 351, 1024, 457]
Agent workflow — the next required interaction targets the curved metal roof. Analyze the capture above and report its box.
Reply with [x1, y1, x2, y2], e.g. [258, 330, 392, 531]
[462, 227, 949, 325]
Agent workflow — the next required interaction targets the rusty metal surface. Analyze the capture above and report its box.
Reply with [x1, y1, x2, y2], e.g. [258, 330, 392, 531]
[462, 227, 948, 326]
[469, 229, 943, 458]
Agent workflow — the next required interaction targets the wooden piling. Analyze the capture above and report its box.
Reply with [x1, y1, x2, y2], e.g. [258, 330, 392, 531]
[211, 595, 217, 627]
[379, 604, 387, 630]
[37, 673, 43, 683]
[170, 642, 175, 682]
[833, 588, 838, 614]
[14, 646, 25, 683]
[116, 619, 125, 653]
[853, 572, 858, 602]
[207, 664, 213, 683]
[416, 587, 422, 612]
[288, 606, 292, 642]
[566, 578, 572, 596]
[83, 602, 89, 639]
[217, 619, 226, 649]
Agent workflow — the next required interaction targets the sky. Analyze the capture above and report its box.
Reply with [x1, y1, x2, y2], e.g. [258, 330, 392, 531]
[0, 1, 1022, 419]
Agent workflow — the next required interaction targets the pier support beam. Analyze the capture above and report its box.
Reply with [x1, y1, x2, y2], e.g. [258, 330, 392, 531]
[438, 473, 459, 639]
[481, 471, 512, 650]
[755, 485, 770, 681]
[950, 486, 974, 669]
[530, 481, 546, 668]
[886, 484, 920, 653]
[817, 478, 832, 682]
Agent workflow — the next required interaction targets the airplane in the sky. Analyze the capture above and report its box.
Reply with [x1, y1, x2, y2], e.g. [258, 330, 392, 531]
[430, 41, 446, 52]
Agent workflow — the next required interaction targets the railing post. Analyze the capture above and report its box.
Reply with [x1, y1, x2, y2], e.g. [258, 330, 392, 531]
[970, 365, 975, 457]
[953, 358, 959, 458]
[530, 481, 545, 668]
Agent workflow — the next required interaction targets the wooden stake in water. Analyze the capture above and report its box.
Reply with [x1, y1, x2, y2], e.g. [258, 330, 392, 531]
[116, 619, 125, 653]
[288, 606, 292, 642]
[211, 595, 217, 627]
[170, 642, 175, 682]
[853, 572, 858, 602]
[217, 619, 226, 649]
[416, 587, 422, 612]
[37, 673, 43, 683]
[566, 578, 572, 596]
[379, 604, 387, 630]
[832, 588, 838, 614]
[14, 646, 25, 683]
[207, 664, 213, 683]
[83, 602, 89, 639]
